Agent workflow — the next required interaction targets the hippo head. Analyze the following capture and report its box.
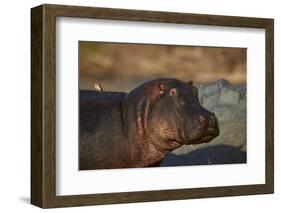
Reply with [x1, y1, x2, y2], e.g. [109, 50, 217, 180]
[122, 78, 219, 152]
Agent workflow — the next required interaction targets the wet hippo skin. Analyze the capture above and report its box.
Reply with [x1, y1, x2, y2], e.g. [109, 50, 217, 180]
[79, 78, 219, 170]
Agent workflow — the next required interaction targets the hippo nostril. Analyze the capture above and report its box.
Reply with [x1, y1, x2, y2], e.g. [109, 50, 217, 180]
[210, 113, 216, 120]
[198, 115, 205, 123]
[198, 115, 207, 129]
[208, 113, 217, 127]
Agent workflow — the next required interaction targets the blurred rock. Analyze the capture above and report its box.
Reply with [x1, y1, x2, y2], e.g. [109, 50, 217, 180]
[163, 79, 246, 165]
[219, 87, 240, 105]
[161, 145, 246, 166]
[203, 93, 220, 110]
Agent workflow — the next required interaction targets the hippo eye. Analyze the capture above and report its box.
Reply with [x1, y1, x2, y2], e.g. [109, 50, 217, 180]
[192, 87, 198, 96]
[169, 88, 178, 96]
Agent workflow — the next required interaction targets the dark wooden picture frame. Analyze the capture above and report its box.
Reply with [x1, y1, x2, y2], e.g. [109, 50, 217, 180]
[31, 4, 274, 208]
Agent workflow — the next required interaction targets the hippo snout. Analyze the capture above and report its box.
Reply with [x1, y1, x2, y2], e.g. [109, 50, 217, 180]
[189, 112, 219, 144]
[197, 113, 218, 133]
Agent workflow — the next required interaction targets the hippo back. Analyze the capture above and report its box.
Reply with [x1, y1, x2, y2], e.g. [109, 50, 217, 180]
[79, 91, 128, 170]
[80, 90, 126, 106]
[80, 90, 127, 131]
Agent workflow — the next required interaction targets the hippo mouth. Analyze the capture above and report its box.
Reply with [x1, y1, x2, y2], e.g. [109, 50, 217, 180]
[186, 128, 219, 145]
[188, 133, 217, 144]
[170, 133, 218, 148]
[171, 128, 219, 146]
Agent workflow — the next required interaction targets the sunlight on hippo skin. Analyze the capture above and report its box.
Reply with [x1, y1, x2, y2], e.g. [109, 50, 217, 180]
[79, 78, 220, 170]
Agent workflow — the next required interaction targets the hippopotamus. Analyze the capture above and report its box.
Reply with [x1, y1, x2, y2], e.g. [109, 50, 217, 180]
[79, 78, 219, 170]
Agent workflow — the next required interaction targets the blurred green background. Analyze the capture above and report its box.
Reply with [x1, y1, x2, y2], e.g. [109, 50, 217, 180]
[79, 42, 246, 92]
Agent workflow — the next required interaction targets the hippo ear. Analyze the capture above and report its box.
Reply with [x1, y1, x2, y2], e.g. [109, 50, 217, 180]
[187, 81, 193, 86]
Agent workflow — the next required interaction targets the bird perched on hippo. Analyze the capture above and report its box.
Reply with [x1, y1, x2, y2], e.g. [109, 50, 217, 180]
[79, 78, 219, 170]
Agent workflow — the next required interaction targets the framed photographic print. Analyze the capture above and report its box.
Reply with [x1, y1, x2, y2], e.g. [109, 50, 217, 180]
[31, 4, 274, 208]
